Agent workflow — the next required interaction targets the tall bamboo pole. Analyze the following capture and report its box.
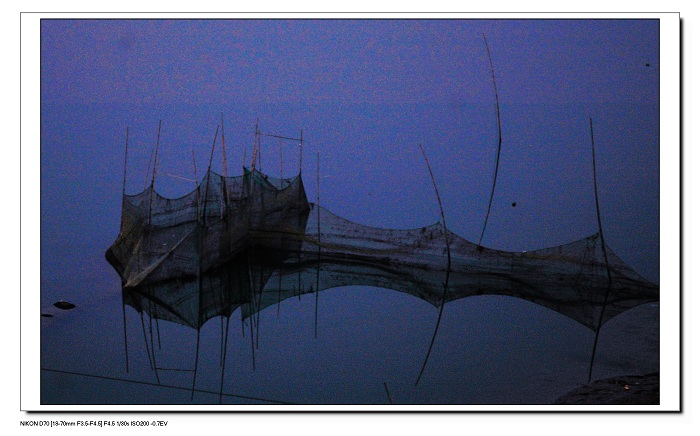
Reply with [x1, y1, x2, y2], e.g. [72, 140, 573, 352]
[478, 34, 503, 248]
[415, 144, 452, 386]
[587, 118, 613, 383]
[147, 120, 162, 227]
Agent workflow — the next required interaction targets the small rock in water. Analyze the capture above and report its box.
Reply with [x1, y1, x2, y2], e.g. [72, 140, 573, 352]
[53, 301, 76, 310]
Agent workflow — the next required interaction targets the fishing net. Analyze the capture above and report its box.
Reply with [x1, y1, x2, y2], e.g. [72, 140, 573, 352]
[106, 169, 658, 332]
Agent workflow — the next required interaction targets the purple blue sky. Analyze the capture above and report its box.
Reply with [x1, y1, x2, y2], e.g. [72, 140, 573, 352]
[26, 16, 676, 408]
[40, 19, 660, 280]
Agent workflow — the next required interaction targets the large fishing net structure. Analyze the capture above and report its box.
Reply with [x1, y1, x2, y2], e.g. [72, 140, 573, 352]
[106, 165, 658, 333]
[104, 121, 658, 402]
[106, 168, 311, 328]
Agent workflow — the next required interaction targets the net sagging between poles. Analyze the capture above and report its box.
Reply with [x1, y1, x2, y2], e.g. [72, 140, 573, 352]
[106, 169, 658, 332]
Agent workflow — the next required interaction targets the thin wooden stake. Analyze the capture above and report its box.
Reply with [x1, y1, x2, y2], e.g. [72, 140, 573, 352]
[191, 147, 200, 222]
[202, 125, 220, 226]
[122, 301, 129, 373]
[299, 129, 303, 174]
[383, 382, 393, 404]
[277, 269, 282, 317]
[143, 149, 153, 190]
[219, 316, 231, 404]
[191, 328, 201, 400]
[587, 117, 613, 383]
[156, 316, 161, 350]
[315, 152, 321, 339]
[250, 121, 260, 172]
[150, 120, 162, 189]
[139, 311, 153, 370]
[478, 34, 503, 247]
[147, 299, 160, 384]
[147, 120, 162, 227]
[297, 129, 304, 300]
[415, 144, 452, 386]
[221, 113, 232, 217]
[122, 127, 129, 197]
[220, 113, 229, 178]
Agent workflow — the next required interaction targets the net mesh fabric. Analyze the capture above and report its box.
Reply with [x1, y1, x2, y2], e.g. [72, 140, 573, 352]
[106, 170, 658, 331]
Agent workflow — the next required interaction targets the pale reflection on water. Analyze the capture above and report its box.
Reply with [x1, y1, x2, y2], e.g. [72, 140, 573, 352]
[40, 276, 659, 406]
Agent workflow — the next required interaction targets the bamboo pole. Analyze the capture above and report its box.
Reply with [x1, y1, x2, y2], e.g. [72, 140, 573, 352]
[150, 121, 162, 188]
[139, 311, 153, 371]
[383, 382, 393, 404]
[190, 328, 201, 400]
[247, 257, 256, 371]
[415, 144, 452, 386]
[277, 269, 282, 317]
[156, 315, 161, 350]
[251, 120, 259, 171]
[191, 147, 200, 222]
[220, 113, 229, 178]
[587, 117, 613, 383]
[122, 127, 129, 198]
[202, 125, 220, 226]
[144, 148, 154, 190]
[147, 299, 161, 384]
[219, 316, 231, 404]
[297, 129, 304, 299]
[119, 126, 129, 237]
[220, 113, 231, 221]
[315, 151, 321, 339]
[122, 301, 129, 373]
[478, 34, 503, 248]
[147, 120, 162, 227]
[256, 268, 262, 350]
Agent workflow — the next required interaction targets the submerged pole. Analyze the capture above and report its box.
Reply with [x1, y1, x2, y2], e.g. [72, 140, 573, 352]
[315, 152, 321, 339]
[383, 382, 393, 404]
[191, 328, 201, 400]
[122, 301, 129, 373]
[147, 299, 160, 384]
[256, 268, 262, 350]
[156, 317, 161, 350]
[219, 316, 231, 404]
[299, 129, 305, 300]
[415, 144, 452, 386]
[246, 257, 257, 371]
[139, 311, 154, 371]
[587, 117, 613, 383]
[277, 269, 282, 316]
